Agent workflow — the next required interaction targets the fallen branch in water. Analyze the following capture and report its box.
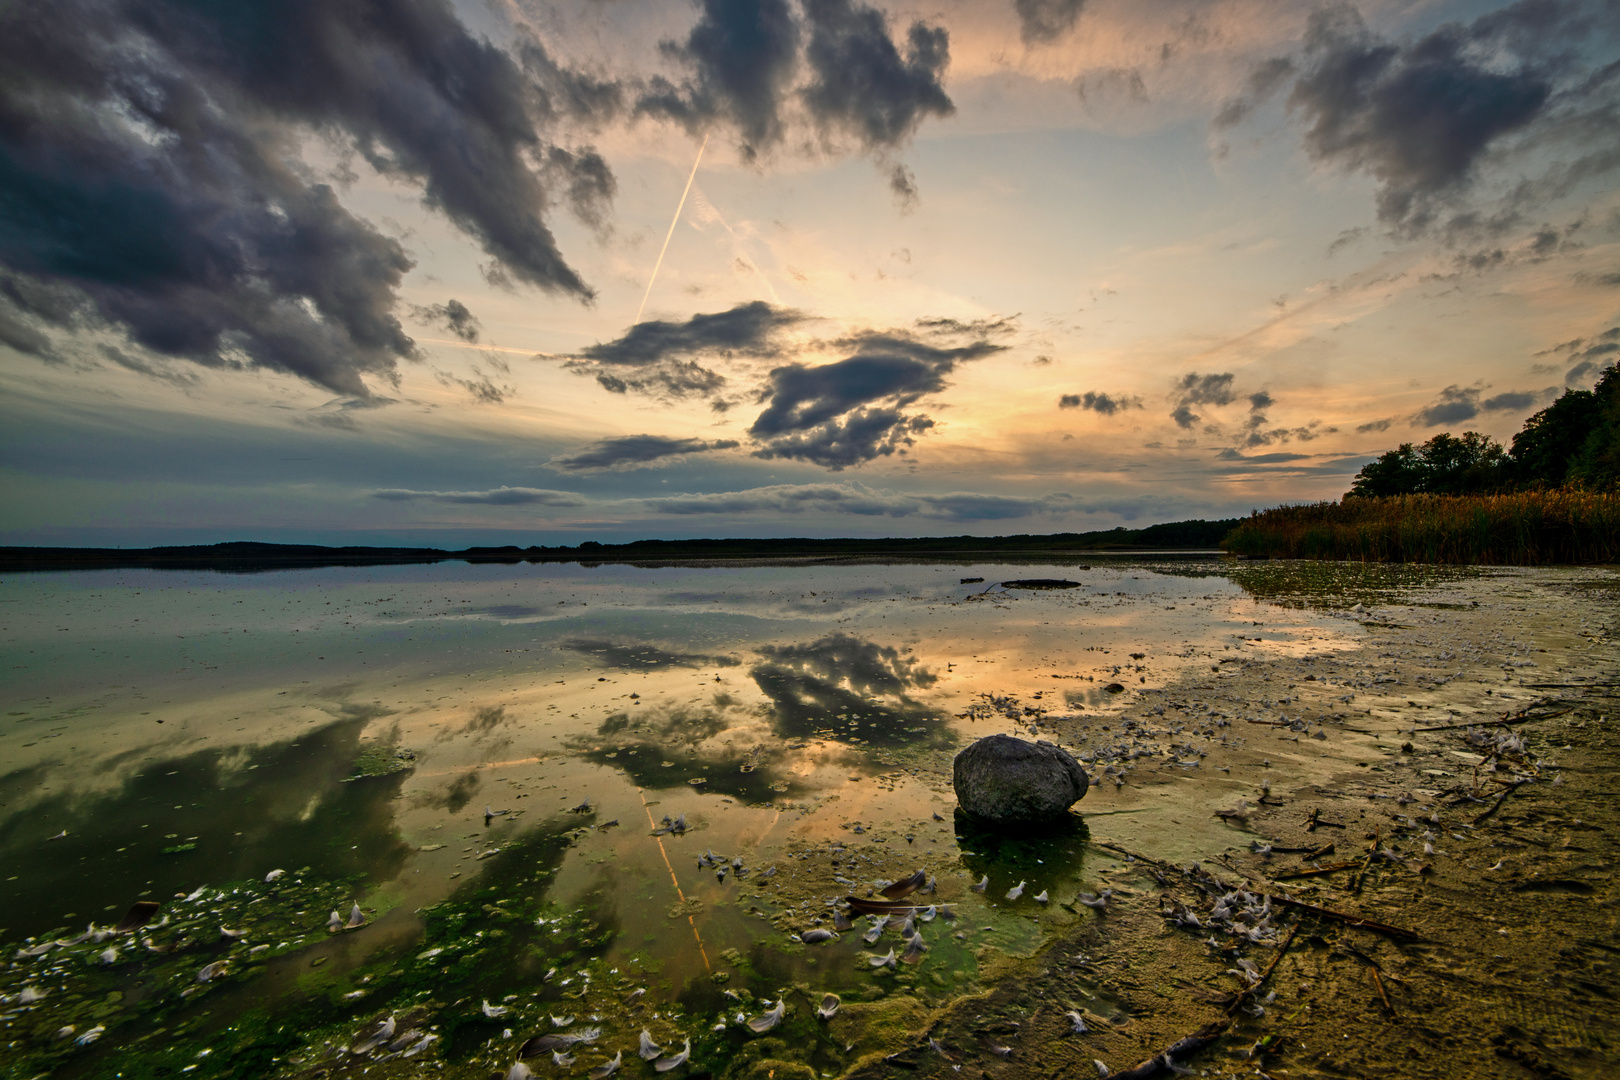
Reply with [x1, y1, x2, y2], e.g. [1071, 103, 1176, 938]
[1412, 708, 1569, 733]
[1271, 860, 1361, 880]
[1097, 839, 1420, 938]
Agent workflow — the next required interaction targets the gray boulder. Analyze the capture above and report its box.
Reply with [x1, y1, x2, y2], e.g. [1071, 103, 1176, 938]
[952, 735, 1088, 825]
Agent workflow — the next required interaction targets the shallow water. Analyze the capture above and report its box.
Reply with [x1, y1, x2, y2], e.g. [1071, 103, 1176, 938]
[6, 555, 1567, 1078]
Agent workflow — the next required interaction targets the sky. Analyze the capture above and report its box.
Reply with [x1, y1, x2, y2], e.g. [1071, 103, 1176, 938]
[2, 0, 1618, 547]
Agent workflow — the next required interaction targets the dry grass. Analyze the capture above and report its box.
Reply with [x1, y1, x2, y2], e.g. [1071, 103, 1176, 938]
[1220, 491, 1620, 564]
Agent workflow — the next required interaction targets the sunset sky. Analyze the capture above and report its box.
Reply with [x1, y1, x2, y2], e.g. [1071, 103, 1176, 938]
[3, 0, 1618, 546]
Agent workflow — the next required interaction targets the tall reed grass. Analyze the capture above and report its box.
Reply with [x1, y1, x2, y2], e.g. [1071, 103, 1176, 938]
[1220, 491, 1620, 564]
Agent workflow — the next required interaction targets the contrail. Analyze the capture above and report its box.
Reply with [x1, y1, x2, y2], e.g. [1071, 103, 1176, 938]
[635, 133, 709, 327]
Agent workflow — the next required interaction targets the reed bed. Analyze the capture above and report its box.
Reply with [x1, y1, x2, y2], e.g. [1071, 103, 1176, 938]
[1220, 491, 1620, 564]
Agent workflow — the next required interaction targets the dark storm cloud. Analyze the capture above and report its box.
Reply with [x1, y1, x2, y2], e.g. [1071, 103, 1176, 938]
[1251, 1, 1620, 234]
[801, 0, 955, 151]
[565, 301, 806, 403]
[372, 486, 584, 506]
[410, 300, 482, 344]
[1013, 0, 1087, 46]
[519, 40, 628, 129]
[748, 334, 1003, 469]
[580, 302, 803, 366]
[1170, 371, 1237, 428]
[1357, 417, 1395, 434]
[550, 434, 741, 471]
[636, 0, 801, 159]
[1058, 391, 1141, 415]
[0, 0, 613, 394]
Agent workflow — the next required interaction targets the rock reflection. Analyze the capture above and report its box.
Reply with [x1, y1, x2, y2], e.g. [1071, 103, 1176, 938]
[953, 810, 1089, 902]
[0, 717, 413, 941]
[751, 633, 952, 747]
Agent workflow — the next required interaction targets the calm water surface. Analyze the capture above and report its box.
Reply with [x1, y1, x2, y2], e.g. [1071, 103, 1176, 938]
[0, 557, 1369, 1075]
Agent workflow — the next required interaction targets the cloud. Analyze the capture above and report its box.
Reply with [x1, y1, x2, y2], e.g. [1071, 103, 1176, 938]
[1215, 449, 1311, 463]
[550, 434, 740, 471]
[1413, 384, 1481, 426]
[1271, 1, 1620, 233]
[563, 301, 807, 403]
[1170, 371, 1236, 428]
[1013, 0, 1087, 46]
[589, 361, 729, 399]
[100, 345, 200, 389]
[410, 299, 482, 343]
[636, 0, 952, 164]
[1248, 391, 1274, 411]
[1213, 56, 1297, 130]
[635, 0, 801, 160]
[801, 0, 954, 151]
[1058, 390, 1141, 415]
[579, 301, 803, 366]
[372, 486, 583, 506]
[748, 333, 1003, 468]
[647, 480, 1046, 521]
[0, 0, 614, 395]
[889, 163, 920, 212]
[1481, 390, 1536, 411]
[435, 366, 513, 404]
[1565, 360, 1597, 384]
[1356, 417, 1395, 433]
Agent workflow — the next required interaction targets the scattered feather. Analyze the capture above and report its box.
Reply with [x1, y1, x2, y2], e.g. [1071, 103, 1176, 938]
[1005, 880, 1025, 901]
[817, 993, 840, 1020]
[639, 1030, 662, 1060]
[970, 875, 989, 893]
[869, 948, 897, 969]
[654, 1038, 690, 1072]
[881, 870, 927, 900]
[589, 1051, 622, 1079]
[748, 1000, 785, 1033]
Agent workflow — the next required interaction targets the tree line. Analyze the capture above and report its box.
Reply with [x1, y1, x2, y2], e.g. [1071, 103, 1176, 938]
[1348, 363, 1619, 497]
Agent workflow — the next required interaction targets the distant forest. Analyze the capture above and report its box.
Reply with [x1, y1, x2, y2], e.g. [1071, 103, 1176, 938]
[1348, 363, 1619, 497]
[0, 518, 1241, 573]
